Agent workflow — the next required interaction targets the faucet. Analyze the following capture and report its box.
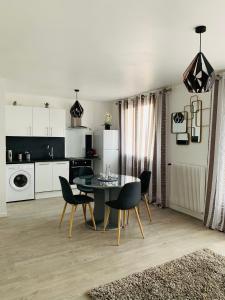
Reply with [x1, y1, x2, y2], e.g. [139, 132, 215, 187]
[47, 145, 54, 159]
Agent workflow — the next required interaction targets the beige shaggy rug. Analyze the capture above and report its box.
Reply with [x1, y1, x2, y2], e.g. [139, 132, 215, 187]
[88, 249, 225, 300]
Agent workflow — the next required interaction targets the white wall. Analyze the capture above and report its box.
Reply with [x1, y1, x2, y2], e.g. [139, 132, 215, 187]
[5, 93, 118, 130]
[167, 83, 211, 219]
[167, 84, 211, 167]
[0, 80, 7, 216]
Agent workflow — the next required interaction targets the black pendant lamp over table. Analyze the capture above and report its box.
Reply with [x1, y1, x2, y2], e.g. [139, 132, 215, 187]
[183, 25, 215, 93]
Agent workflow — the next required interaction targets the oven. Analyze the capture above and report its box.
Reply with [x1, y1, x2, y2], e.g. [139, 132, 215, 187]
[69, 159, 92, 184]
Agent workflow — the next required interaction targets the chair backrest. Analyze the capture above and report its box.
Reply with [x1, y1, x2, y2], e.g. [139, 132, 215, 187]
[59, 176, 74, 204]
[115, 182, 141, 210]
[139, 171, 151, 194]
[78, 167, 94, 177]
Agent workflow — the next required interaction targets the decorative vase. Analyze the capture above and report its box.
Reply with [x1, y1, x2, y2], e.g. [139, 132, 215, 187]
[105, 124, 111, 130]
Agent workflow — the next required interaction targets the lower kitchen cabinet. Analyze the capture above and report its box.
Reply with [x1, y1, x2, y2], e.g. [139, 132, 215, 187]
[52, 161, 69, 191]
[35, 162, 52, 192]
[35, 161, 69, 193]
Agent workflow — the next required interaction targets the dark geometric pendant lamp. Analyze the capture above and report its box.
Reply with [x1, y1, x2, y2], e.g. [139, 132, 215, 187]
[183, 25, 215, 93]
[70, 89, 84, 118]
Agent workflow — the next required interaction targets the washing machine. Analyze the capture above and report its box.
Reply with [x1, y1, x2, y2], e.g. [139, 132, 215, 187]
[6, 163, 34, 202]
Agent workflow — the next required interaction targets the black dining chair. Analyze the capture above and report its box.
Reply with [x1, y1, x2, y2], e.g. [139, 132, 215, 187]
[103, 182, 144, 246]
[76, 167, 94, 222]
[77, 167, 94, 194]
[59, 176, 96, 238]
[139, 171, 152, 222]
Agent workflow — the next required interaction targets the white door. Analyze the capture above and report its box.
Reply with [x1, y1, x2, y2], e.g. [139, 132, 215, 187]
[52, 161, 69, 191]
[103, 130, 119, 150]
[5, 106, 33, 136]
[33, 107, 50, 137]
[49, 109, 65, 137]
[35, 162, 52, 192]
[103, 149, 119, 174]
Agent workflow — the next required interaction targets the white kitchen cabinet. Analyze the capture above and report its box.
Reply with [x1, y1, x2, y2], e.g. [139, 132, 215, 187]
[5, 105, 65, 137]
[35, 161, 69, 193]
[52, 161, 69, 190]
[5, 106, 33, 136]
[32, 107, 50, 137]
[49, 109, 65, 137]
[35, 162, 52, 192]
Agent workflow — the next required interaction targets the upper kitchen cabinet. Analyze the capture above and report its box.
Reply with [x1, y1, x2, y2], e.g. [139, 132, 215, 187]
[5, 105, 66, 137]
[5, 105, 33, 136]
[33, 107, 50, 137]
[49, 108, 65, 137]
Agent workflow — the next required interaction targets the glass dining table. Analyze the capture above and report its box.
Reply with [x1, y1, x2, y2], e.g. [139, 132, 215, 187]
[73, 174, 140, 230]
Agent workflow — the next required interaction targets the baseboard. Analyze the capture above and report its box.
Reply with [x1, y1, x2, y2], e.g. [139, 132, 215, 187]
[169, 203, 204, 221]
[35, 188, 79, 199]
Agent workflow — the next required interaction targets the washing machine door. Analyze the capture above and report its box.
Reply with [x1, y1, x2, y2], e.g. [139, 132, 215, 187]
[10, 170, 31, 191]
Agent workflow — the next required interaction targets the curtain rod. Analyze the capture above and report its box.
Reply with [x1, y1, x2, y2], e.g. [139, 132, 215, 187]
[115, 73, 223, 105]
[115, 87, 172, 104]
[216, 74, 223, 79]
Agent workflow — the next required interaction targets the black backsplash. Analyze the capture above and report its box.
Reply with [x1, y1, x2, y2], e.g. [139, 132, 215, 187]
[6, 137, 65, 161]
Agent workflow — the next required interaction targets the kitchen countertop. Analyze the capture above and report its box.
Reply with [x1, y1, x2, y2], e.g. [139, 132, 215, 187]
[35, 158, 70, 162]
[6, 158, 70, 164]
[66, 156, 99, 160]
[6, 161, 36, 164]
[6, 157, 99, 164]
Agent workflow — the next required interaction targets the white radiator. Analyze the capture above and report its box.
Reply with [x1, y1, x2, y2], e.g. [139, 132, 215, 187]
[169, 164, 206, 220]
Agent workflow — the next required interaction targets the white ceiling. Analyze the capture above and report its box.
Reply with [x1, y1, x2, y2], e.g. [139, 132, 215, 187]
[0, 0, 224, 101]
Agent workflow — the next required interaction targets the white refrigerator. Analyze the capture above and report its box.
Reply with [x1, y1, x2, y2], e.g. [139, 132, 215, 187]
[93, 130, 119, 175]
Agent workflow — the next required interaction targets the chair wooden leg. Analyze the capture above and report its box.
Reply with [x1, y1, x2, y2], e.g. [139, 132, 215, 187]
[88, 203, 96, 230]
[123, 210, 127, 228]
[82, 204, 87, 223]
[69, 205, 77, 238]
[104, 206, 110, 231]
[127, 209, 129, 225]
[138, 205, 140, 215]
[147, 194, 151, 204]
[59, 202, 67, 228]
[134, 207, 144, 239]
[144, 194, 152, 222]
[117, 210, 121, 246]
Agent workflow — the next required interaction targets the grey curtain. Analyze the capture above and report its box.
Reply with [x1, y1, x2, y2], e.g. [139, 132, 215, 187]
[152, 92, 167, 207]
[204, 77, 225, 231]
[119, 92, 167, 207]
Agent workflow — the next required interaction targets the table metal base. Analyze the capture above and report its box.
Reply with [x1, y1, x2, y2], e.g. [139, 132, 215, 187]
[87, 188, 121, 230]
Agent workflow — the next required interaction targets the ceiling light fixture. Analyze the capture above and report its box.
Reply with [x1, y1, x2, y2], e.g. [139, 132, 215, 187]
[183, 25, 215, 93]
[70, 89, 84, 118]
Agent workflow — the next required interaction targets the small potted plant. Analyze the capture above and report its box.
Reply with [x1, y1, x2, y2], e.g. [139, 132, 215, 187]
[104, 112, 112, 130]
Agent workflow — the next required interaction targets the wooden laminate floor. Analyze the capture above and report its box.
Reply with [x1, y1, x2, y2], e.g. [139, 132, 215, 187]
[1, 197, 225, 300]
